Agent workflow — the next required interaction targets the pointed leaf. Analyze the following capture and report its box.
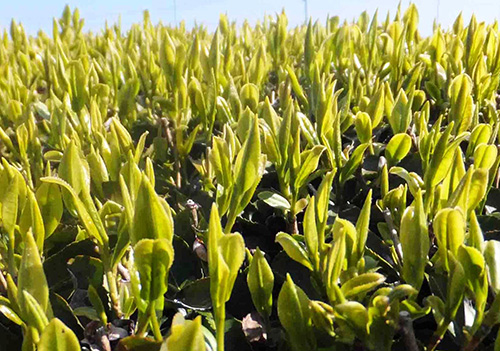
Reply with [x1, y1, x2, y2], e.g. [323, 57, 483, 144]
[400, 190, 429, 290]
[340, 273, 385, 298]
[247, 248, 274, 318]
[278, 274, 316, 351]
[276, 232, 313, 270]
[38, 318, 80, 351]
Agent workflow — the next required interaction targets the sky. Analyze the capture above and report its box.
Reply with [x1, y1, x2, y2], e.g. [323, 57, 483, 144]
[1, 0, 500, 36]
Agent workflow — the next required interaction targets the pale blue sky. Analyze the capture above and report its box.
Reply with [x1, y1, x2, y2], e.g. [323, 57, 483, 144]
[2, 1, 500, 36]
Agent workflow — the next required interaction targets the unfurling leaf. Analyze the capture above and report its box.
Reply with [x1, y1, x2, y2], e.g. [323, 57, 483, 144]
[355, 112, 372, 144]
[18, 231, 50, 321]
[247, 248, 274, 319]
[433, 208, 465, 271]
[400, 190, 429, 290]
[132, 175, 174, 244]
[131, 238, 174, 309]
[278, 274, 316, 351]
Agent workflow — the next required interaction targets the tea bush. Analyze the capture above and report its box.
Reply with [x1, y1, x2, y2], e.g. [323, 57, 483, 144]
[1, 4, 500, 350]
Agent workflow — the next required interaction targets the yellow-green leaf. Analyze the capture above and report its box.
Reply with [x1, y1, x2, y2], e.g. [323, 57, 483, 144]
[400, 190, 429, 290]
[433, 208, 465, 271]
[132, 175, 174, 244]
[385, 133, 411, 167]
[278, 274, 316, 351]
[18, 231, 49, 319]
[276, 232, 313, 270]
[164, 314, 205, 351]
[38, 318, 80, 351]
[247, 248, 274, 318]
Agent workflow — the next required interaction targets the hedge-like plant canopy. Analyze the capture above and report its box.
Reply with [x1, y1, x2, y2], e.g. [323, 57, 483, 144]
[1, 4, 500, 351]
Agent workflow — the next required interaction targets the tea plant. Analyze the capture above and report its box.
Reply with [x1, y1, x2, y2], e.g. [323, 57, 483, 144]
[2, 4, 500, 351]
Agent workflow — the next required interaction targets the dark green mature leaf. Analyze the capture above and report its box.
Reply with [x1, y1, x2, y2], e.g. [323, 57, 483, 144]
[49, 292, 84, 339]
[170, 278, 212, 310]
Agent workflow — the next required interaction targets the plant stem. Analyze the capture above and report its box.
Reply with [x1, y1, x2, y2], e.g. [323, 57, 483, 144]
[149, 303, 162, 341]
[382, 209, 404, 268]
[7, 241, 16, 278]
[224, 213, 236, 234]
[262, 314, 271, 335]
[105, 269, 121, 318]
[0, 271, 7, 294]
[464, 319, 494, 350]
[216, 304, 226, 351]
[101, 245, 121, 318]
[398, 311, 419, 351]
[427, 321, 449, 351]
[289, 213, 298, 234]
[289, 194, 298, 234]
[136, 310, 150, 337]
[464, 334, 484, 351]
[174, 124, 182, 189]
